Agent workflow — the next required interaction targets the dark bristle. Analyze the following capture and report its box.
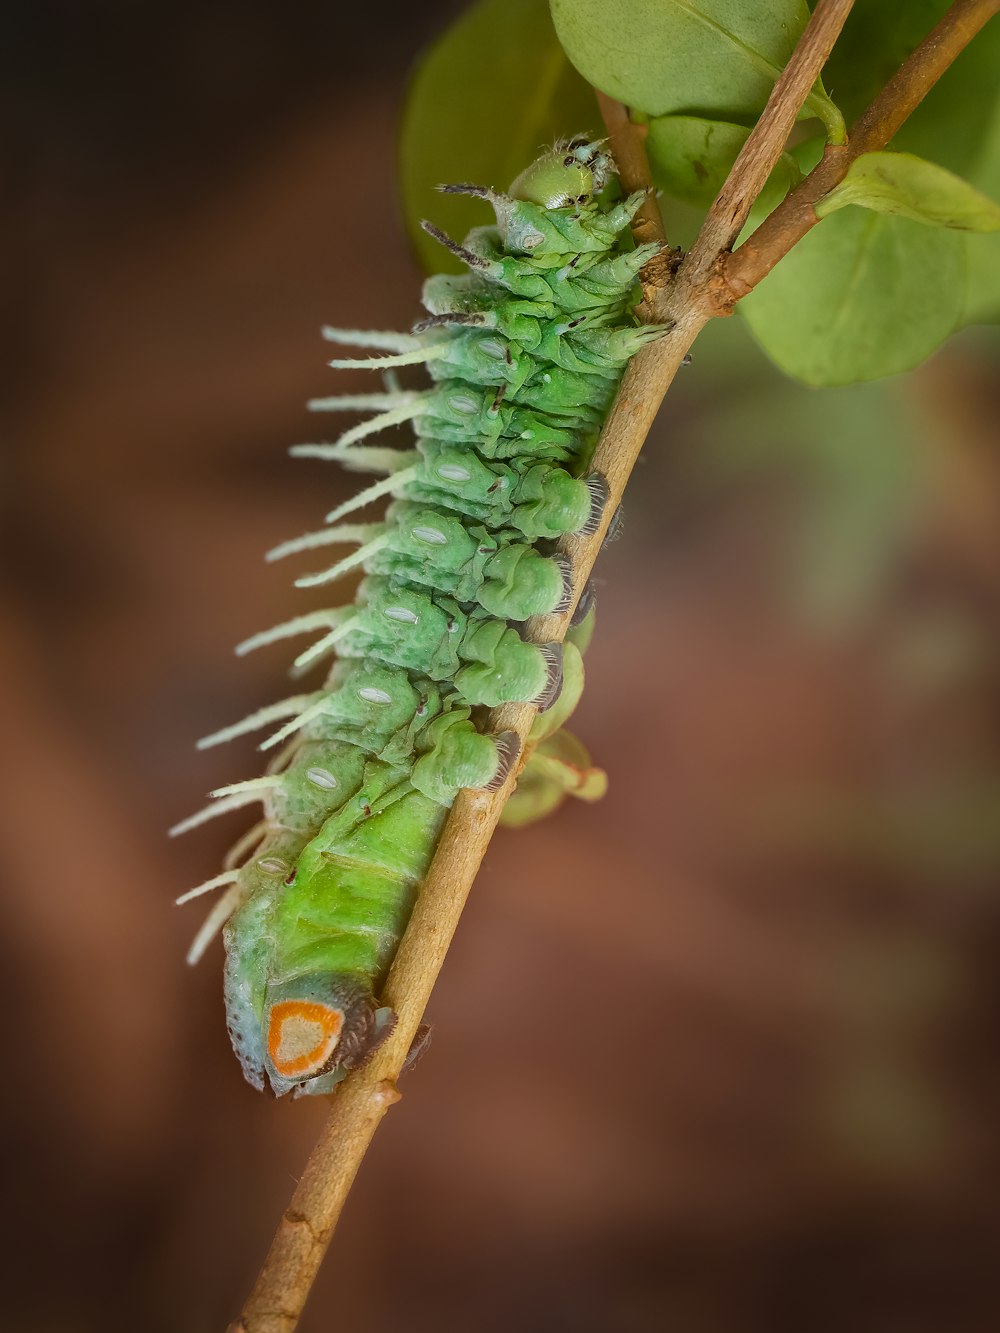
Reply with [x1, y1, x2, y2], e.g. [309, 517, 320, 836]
[412, 312, 485, 333]
[535, 643, 565, 713]
[419, 219, 488, 270]
[570, 578, 598, 626]
[578, 472, 610, 537]
[485, 731, 522, 791]
[438, 182, 493, 199]
[553, 554, 575, 614]
[602, 503, 625, 547]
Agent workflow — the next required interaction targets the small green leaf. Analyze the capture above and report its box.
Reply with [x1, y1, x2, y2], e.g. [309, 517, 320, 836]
[501, 728, 607, 829]
[646, 116, 747, 207]
[739, 209, 965, 386]
[527, 641, 586, 744]
[399, 0, 597, 274]
[646, 113, 800, 209]
[816, 152, 1000, 232]
[550, 0, 844, 138]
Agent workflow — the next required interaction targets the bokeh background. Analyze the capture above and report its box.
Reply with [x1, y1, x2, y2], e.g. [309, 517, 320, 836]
[2, 3, 999, 1330]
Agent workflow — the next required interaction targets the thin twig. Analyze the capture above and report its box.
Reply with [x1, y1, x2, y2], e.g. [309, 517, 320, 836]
[721, 0, 1000, 302]
[680, 0, 855, 295]
[227, 3, 989, 1327]
[594, 89, 671, 309]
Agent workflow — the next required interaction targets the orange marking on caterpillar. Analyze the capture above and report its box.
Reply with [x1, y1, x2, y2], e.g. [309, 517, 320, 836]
[267, 1000, 344, 1078]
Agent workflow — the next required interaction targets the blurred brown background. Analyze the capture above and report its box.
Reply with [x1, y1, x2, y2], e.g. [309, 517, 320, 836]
[2, 4, 999, 1331]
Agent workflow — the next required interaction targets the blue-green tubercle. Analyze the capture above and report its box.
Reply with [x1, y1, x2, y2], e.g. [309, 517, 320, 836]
[173, 138, 664, 1096]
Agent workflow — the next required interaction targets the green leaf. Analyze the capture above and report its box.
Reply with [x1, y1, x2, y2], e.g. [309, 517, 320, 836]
[964, 235, 1000, 322]
[549, 0, 844, 138]
[816, 152, 1000, 232]
[527, 641, 586, 744]
[646, 113, 800, 208]
[739, 209, 965, 386]
[646, 115, 747, 207]
[399, 0, 597, 274]
[962, 95, 1000, 322]
[821, 1, 952, 128]
[501, 727, 607, 829]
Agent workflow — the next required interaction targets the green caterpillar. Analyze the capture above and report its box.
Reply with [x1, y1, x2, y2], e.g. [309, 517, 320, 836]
[174, 138, 663, 1096]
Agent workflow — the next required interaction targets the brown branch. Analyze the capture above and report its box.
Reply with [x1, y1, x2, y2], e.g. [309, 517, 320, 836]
[722, 0, 1000, 302]
[680, 0, 855, 294]
[226, 2, 991, 1327]
[594, 89, 672, 309]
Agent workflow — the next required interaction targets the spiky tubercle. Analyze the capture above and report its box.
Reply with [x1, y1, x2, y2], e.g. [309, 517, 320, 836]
[175, 138, 663, 1095]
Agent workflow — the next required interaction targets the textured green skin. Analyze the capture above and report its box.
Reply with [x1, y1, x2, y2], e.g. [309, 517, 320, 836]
[180, 140, 662, 1095]
[226, 761, 447, 1099]
[408, 441, 594, 538]
[355, 502, 569, 620]
[420, 393, 599, 459]
[272, 763, 443, 983]
[333, 577, 558, 708]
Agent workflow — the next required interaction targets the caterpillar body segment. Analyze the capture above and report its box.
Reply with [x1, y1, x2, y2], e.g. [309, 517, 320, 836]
[290, 433, 598, 539]
[177, 138, 663, 1095]
[259, 575, 565, 709]
[425, 221, 657, 306]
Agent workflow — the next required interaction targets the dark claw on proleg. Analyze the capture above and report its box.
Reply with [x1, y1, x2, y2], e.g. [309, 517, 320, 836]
[535, 642, 565, 712]
[338, 997, 397, 1073]
[553, 554, 575, 613]
[570, 578, 597, 626]
[578, 471, 610, 537]
[402, 1023, 433, 1074]
[602, 504, 625, 548]
[485, 730, 522, 791]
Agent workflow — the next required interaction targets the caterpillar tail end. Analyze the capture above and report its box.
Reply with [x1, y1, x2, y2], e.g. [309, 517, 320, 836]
[261, 974, 398, 1097]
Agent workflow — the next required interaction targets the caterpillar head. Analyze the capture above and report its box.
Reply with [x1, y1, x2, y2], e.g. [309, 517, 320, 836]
[438, 137, 618, 257]
[509, 136, 613, 208]
[262, 972, 395, 1095]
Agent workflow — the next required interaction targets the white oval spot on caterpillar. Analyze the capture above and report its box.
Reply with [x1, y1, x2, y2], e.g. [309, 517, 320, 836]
[258, 857, 289, 875]
[479, 338, 506, 359]
[447, 394, 477, 415]
[542, 373, 552, 383]
[306, 767, 338, 790]
[384, 606, 419, 623]
[411, 525, 447, 545]
[358, 686, 393, 704]
[436, 464, 471, 482]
